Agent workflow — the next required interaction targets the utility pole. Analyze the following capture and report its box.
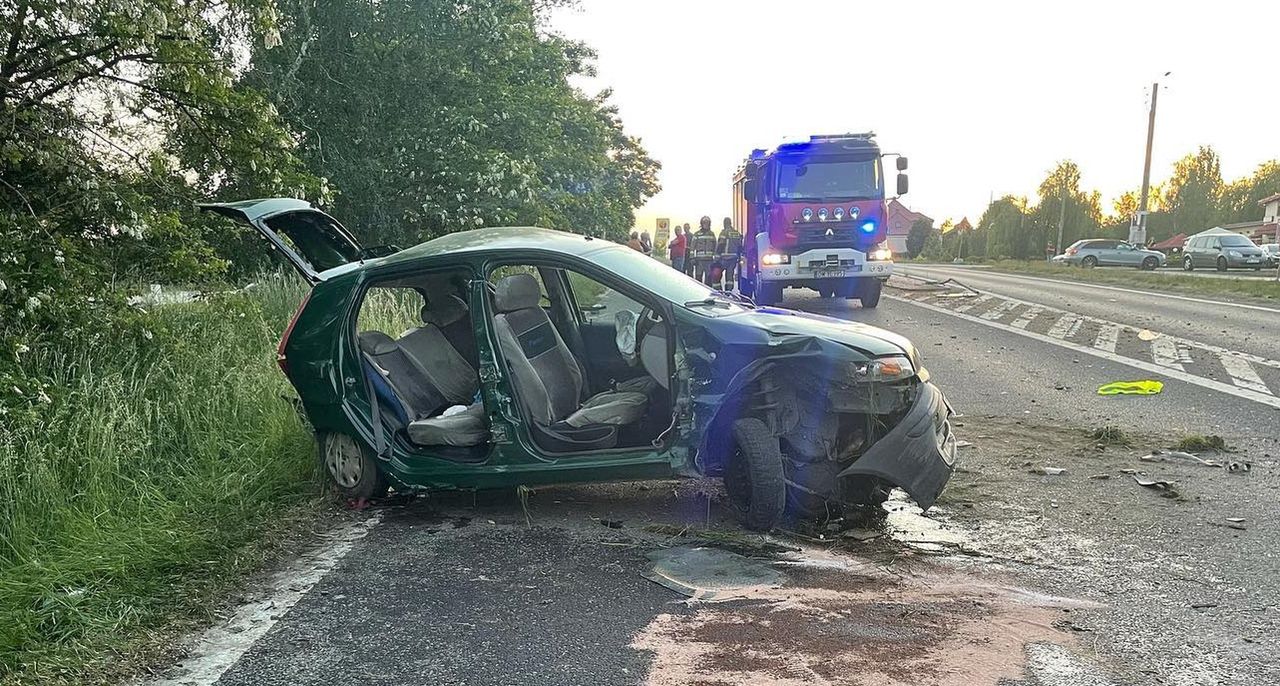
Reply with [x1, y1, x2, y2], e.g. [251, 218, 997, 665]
[1134, 74, 1169, 245]
[1056, 180, 1067, 256]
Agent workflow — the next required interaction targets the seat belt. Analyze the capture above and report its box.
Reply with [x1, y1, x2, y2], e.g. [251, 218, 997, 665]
[361, 355, 390, 458]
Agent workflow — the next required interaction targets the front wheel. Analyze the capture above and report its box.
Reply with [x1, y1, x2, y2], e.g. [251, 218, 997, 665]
[1141, 256, 1158, 271]
[1183, 255, 1194, 271]
[1081, 255, 1097, 268]
[723, 418, 786, 532]
[319, 432, 388, 501]
[1217, 256, 1228, 272]
[859, 280, 882, 309]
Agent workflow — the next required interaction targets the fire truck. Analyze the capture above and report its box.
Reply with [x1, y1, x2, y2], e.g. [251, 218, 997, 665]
[731, 133, 908, 308]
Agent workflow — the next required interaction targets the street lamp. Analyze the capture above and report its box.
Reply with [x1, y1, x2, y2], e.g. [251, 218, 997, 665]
[1132, 71, 1172, 246]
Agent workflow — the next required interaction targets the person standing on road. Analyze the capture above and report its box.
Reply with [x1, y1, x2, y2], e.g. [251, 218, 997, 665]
[690, 216, 718, 284]
[639, 230, 653, 256]
[716, 217, 743, 290]
[1045, 241, 1056, 262]
[669, 225, 687, 273]
[682, 223, 696, 276]
[627, 231, 643, 252]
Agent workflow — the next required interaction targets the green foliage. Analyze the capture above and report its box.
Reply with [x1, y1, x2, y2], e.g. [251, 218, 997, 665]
[1219, 160, 1280, 225]
[919, 227, 945, 261]
[979, 197, 1029, 259]
[1028, 160, 1102, 251]
[0, 275, 317, 683]
[905, 218, 934, 258]
[249, 0, 660, 246]
[1162, 146, 1224, 234]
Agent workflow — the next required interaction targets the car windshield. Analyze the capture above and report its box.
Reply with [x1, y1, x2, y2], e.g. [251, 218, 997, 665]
[1218, 235, 1256, 248]
[775, 159, 880, 200]
[589, 245, 748, 314]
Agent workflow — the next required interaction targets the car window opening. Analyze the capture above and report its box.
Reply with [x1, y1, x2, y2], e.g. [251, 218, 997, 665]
[355, 268, 490, 456]
[488, 263, 674, 454]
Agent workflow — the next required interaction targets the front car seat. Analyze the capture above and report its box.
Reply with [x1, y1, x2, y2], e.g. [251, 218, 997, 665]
[491, 273, 647, 430]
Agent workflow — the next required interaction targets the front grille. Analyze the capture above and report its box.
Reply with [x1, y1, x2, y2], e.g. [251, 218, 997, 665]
[795, 224, 856, 247]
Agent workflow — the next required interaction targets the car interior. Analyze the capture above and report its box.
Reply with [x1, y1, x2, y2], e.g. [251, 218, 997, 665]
[355, 269, 491, 460]
[486, 266, 673, 453]
[353, 264, 673, 458]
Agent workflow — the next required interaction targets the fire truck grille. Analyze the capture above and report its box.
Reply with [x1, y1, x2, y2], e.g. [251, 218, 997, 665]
[796, 225, 857, 247]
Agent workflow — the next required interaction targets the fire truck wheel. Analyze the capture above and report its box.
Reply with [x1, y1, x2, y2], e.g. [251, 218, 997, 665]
[858, 280, 882, 309]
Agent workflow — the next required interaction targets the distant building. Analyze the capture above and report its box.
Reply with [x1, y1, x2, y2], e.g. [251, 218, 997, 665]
[953, 217, 973, 233]
[884, 199, 934, 255]
[1219, 192, 1280, 244]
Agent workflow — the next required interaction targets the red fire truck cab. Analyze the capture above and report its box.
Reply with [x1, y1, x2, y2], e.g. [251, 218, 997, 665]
[732, 133, 908, 308]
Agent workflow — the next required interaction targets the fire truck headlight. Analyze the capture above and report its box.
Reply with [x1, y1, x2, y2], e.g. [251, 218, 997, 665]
[870, 247, 893, 261]
[849, 206, 860, 220]
[801, 208, 813, 222]
[762, 253, 790, 265]
[860, 221, 876, 234]
[834, 207, 845, 220]
[818, 208, 829, 221]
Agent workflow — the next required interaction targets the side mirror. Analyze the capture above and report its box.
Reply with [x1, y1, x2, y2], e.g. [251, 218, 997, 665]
[896, 156, 909, 171]
[896, 173, 909, 196]
[742, 178, 759, 201]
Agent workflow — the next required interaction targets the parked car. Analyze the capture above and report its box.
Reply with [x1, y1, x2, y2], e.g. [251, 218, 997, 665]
[1051, 239, 1166, 270]
[203, 198, 956, 531]
[1261, 243, 1280, 268]
[1182, 231, 1266, 271]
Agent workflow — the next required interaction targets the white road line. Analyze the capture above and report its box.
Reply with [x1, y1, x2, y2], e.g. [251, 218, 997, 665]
[1094, 324, 1120, 353]
[1151, 336, 1185, 371]
[1011, 306, 1041, 329]
[1218, 352, 1271, 394]
[900, 266, 1280, 314]
[888, 294, 1280, 410]
[980, 299, 1020, 321]
[1046, 313, 1081, 340]
[952, 293, 992, 313]
[142, 514, 383, 686]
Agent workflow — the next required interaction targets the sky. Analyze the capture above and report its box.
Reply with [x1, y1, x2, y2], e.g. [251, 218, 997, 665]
[549, 0, 1280, 230]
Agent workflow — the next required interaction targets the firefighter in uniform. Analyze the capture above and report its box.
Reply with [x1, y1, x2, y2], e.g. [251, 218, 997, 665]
[716, 217, 743, 290]
[690, 216, 718, 285]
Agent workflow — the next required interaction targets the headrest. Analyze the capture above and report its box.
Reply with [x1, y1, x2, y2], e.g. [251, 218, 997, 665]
[421, 294, 468, 327]
[357, 330, 399, 355]
[494, 273, 541, 313]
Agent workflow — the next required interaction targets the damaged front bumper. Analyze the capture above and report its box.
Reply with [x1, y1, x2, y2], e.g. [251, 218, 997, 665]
[838, 381, 956, 510]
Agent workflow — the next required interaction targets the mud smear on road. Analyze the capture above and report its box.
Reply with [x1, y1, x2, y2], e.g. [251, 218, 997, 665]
[632, 542, 1104, 686]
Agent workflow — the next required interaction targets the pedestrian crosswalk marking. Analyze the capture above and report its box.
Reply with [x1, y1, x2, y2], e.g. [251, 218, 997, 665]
[1151, 336, 1185, 371]
[980, 299, 1020, 321]
[1219, 352, 1269, 394]
[1046, 314, 1081, 340]
[953, 293, 991, 313]
[1094, 324, 1120, 353]
[1011, 307, 1040, 329]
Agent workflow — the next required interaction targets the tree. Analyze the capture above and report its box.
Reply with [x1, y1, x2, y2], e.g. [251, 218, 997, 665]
[1028, 161, 1102, 252]
[905, 218, 934, 258]
[1219, 160, 1280, 224]
[249, 0, 660, 246]
[1162, 146, 1224, 233]
[980, 197, 1028, 259]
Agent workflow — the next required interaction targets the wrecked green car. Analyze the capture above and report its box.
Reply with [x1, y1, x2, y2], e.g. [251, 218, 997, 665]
[204, 198, 956, 530]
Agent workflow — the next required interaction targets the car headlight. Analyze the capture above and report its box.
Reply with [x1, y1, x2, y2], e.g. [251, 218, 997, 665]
[761, 253, 790, 265]
[870, 247, 893, 261]
[1229, 250, 1242, 258]
[854, 355, 915, 382]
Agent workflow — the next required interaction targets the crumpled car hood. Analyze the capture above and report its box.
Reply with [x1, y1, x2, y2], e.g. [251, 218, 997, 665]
[731, 307, 916, 359]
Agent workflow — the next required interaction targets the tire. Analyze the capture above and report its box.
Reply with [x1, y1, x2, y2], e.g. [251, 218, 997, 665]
[319, 432, 388, 501]
[1081, 255, 1097, 268]
[723, 418, 786, 532]
[859, 280, 882, 309]
[1141, 256, 1158, 271]
[1217, 256, 1228, 272]
[1183, 255, 1194, 271]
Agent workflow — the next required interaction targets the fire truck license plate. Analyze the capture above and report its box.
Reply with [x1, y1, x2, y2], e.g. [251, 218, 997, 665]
[814, 269, 847, 278]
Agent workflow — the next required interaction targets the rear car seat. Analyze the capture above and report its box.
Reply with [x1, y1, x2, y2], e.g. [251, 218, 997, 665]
[357, 331, 488, 447]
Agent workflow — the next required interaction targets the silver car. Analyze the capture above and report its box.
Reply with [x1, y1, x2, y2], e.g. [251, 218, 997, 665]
[1182, 233, 1266, 271]
[1052, 239, 1166, 270]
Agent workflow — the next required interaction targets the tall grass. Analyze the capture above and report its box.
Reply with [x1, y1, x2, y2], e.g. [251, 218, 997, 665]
[0, 273, 319, 684]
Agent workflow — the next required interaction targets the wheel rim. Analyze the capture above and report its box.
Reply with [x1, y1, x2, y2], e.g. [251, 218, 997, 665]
[324, 434, 363, 488]
[1083, 257, 1095, 268]
[1184, 257, 1192, 270]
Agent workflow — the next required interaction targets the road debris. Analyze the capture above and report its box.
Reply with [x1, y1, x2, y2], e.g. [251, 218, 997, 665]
[1140, 450, 1219, 467]
[1132, 475, 1181, 498]
[1034, 467, 1067, 476]
[1136, 329, 1158, 341]
[641, 546, 783, 602]
[1097, 380, 1164, 396]
[1225, 460, 1252, 474]
[956, 439, 974, 448]
[1210, 520, 1247, 531]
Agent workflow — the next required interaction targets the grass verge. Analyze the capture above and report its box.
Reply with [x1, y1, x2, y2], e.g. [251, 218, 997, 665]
[0, 273, 319, 684]
[974, 259, 1280, 301]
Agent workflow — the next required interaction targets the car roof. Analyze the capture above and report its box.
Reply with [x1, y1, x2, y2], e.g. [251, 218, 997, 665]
[380, 226, 620, 266]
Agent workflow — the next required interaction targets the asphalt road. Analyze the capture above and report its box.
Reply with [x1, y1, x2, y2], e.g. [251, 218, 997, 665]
[143, 274, 1280, 686]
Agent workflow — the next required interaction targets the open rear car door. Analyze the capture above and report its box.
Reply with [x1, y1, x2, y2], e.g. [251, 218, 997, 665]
[199, 198, 395, 284]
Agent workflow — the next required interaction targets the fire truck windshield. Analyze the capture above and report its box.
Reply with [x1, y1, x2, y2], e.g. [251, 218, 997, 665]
[775, 159, 881, 201]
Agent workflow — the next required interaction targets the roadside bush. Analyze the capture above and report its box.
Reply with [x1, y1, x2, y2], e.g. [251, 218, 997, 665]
[0, 274, 317, 683]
